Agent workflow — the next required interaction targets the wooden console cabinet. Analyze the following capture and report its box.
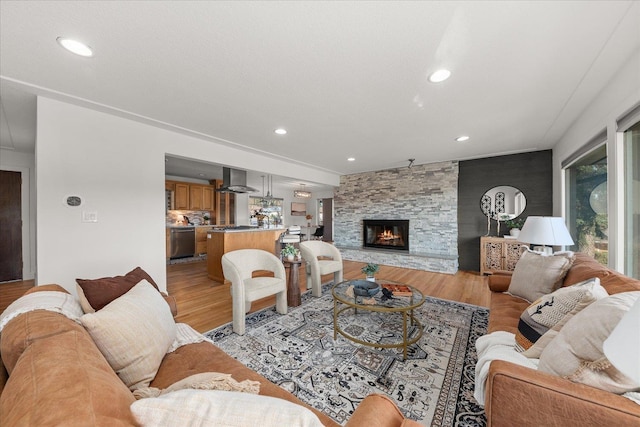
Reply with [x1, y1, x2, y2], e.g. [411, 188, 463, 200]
[480, 236, 526, 275]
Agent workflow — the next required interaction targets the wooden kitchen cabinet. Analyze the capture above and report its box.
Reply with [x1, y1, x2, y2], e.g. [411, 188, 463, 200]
[212, 180, 235, 226]
[166, 180, 215, 211]
[480, 236, 525, 275]
[174, 183, 190, 210]
[195, 227, 210, 255]
[165, 228, 171, 260]
[189, 185, 215, 211]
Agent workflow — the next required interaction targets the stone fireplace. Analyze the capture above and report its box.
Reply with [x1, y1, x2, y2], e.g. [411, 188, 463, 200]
[363, 219, 409, 252]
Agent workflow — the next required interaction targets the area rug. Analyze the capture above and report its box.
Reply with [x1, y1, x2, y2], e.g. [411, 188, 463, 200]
[205, 284, 488, 426]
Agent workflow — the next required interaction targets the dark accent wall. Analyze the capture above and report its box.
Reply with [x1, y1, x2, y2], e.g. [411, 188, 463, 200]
[458, 150, 553, 271]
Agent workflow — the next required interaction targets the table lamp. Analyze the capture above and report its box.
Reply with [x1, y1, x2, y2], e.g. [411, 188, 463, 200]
[517, 216, 574, 254]
[603, 298, 640, 386]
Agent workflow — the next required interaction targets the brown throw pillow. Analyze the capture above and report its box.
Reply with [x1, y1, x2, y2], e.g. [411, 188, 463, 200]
[76, 267, 160, 312]
[508, 248, 575, 302]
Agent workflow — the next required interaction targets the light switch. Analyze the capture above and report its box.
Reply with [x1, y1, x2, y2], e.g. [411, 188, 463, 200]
[82, 211, 98, 223]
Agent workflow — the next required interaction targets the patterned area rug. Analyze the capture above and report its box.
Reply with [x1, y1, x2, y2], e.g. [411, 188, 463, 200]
[205, 284, 488, 426]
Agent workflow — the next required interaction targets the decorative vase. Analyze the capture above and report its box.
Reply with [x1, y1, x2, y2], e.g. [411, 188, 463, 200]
[510, 228, 520, 238]
[366, 276, 375, 282]
[286, 255, 294, 262]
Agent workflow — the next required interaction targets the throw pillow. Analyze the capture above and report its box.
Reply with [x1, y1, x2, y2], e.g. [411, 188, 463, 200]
[81, 280, 176, 391]
[130, 389, 324, 427]
[76, 266, 160, 313]
[508, 248, 575, 302]
[514, 278, 608, 358]
[538, 291, 640, 393]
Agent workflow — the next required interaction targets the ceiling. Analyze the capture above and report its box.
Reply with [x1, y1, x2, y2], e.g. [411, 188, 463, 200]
[1, 1, 639, 188]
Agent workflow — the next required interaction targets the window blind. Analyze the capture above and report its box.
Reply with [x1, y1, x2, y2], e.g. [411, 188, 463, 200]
[617, 101, 640, 132]
[561, 128, 607, 169]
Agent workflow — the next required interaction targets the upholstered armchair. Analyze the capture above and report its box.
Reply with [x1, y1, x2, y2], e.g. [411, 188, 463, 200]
[299, 241, 343, 297]
[221, 249, 287, 335]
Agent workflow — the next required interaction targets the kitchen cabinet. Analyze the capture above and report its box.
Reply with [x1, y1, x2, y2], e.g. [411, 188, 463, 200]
[174, 183, 190, 210]
[213, 180, 235, 226]
[195, 227, 210, 255]
[165, 228, 171, 260]
[480, 236, 525, 275]
[166, 180, 215, 211]
[189, 185, 215, 211]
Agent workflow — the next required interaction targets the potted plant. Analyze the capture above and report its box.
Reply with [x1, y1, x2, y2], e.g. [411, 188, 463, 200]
[281, 243, 298, 261]
[361, 263, 379, 282]
[203, 214, 210, 225]
[505, 217, 526, 237]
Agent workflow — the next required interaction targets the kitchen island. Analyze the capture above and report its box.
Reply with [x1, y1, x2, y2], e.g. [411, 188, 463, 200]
[206, 227, 286, 283]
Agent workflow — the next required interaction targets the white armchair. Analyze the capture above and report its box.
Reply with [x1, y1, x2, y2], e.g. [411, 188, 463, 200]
[221, 249, 287, 335]
[299, 241, 343, 297]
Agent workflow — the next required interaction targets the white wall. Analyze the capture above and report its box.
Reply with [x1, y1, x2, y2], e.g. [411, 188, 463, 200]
[36, 97, 340, 295]
[552, 50, 640, 270]
[0, 148, 36, 280]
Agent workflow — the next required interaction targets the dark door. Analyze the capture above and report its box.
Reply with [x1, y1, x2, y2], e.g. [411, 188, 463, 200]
[0, 170, 22, 282]
[322, 198, 333, 241]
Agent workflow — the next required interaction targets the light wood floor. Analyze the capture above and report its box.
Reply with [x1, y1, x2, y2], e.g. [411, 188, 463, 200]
[1, 261, 490, 334]
[168, 259, 490, 333]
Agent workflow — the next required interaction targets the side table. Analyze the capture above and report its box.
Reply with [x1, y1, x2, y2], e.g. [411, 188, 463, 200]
[283, 259, 303, 307]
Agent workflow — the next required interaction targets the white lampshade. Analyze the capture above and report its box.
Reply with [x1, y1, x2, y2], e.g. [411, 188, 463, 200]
[517, 216, 575, 247]
[603, 298, 640, 385]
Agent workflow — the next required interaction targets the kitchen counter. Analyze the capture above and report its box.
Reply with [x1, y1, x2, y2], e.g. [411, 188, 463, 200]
[206, 227, 285, 283]
[208, 226, 285, 233]
[167, 224, 214, 228]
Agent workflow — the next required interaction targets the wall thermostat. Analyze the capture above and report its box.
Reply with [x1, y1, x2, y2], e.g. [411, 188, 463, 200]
[65, 195, 82, 207]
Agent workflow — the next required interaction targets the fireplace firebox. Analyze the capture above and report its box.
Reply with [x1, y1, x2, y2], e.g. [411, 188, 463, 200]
[363, 219, 409, 252]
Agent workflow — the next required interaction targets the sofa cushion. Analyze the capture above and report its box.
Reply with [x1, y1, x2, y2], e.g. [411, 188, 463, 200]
[81, 280, 176, 391]
[76, 266, 160, 312]
[508, 249, 575, 302]
[130, 389, 324, 427]
[515, 278, 608, 357]
[563, 252, 611, 286]
[0, 330, 137, 426]
[538, 291, 640, 393]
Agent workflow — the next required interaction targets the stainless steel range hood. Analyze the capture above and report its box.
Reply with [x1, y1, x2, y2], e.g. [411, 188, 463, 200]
[216, 168, 258, 193]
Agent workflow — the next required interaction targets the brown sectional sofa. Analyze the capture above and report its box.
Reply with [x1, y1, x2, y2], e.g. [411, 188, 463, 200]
[484, 252, 640, 427]
[0, 284, 419, 426]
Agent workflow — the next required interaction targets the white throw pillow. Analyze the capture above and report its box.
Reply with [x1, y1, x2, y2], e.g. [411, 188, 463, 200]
[130, 389, 324, 427]
[508, 248, 575, 302]
[81, 280, 176, 390]
[515, 277, 608, 358]
[538, 291, 640, 393]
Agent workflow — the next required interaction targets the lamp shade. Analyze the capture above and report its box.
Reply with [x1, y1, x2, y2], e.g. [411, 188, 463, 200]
[517, 216, 575, 246]
[603, 297, 640, 385]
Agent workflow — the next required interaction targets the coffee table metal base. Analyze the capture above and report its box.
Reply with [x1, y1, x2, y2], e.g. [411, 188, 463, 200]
[333, 301, 424, 360]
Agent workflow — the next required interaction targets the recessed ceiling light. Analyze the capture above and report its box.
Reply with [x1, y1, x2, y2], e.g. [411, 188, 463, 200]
[198, 173, 205, 177]
[274, 128, 287, 135]
[347, 157, 355, 162]
[428, 69, 451, 83]
[56, 37, 93, 57]
[456, 135, 470, 142]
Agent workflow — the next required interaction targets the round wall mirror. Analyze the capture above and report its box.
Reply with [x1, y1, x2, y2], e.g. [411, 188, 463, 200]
[480, 186, 526, 220]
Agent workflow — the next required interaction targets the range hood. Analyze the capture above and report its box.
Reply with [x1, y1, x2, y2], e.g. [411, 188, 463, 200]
[216, 168, 258, 193]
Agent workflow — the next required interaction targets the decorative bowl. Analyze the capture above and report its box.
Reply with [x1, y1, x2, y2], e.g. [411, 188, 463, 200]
[352, 280, 381, 297]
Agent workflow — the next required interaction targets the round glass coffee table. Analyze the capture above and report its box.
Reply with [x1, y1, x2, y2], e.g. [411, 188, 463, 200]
[332, 279, 425, 360]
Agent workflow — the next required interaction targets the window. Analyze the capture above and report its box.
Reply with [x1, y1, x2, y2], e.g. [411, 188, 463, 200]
[565, 145, 608, 265]
[623, 121, 640, 278]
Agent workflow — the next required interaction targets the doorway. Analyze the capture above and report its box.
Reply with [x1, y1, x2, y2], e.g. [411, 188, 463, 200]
[0, 170, 23, 281]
